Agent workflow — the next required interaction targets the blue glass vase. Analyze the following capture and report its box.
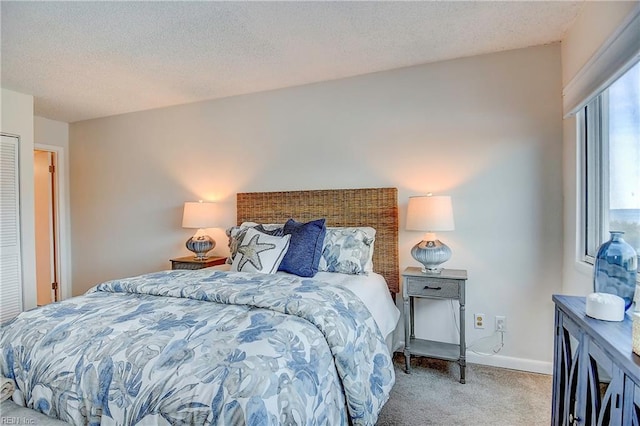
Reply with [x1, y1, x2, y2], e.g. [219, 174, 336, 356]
[593, 231, 638, 311]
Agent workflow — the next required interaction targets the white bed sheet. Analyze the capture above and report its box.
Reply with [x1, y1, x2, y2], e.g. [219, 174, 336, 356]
[310, 271, 400, 341]
[210, 265, 400, 346]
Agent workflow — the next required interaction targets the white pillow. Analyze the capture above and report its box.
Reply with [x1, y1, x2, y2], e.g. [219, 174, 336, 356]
[231, 228, 291, 274]
[226, 222, 284, 264]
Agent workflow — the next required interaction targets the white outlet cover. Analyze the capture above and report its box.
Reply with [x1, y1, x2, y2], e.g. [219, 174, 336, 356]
[495, 316, 507, 331]
[474, 313, 485, 329]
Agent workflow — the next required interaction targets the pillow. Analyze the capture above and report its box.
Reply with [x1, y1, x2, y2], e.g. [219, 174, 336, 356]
[318, 227, 376, 275]
[226, 222, 284, 264]
[279, 218, 326, 277]
[231, 228, 291, 274]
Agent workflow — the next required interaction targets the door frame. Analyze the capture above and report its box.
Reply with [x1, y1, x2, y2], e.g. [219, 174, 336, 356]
[34, 143, 71, 300]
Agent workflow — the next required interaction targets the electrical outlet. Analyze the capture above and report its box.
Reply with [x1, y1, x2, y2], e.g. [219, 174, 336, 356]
[474, 313, 485, 329]
[495, 316, 507, 332]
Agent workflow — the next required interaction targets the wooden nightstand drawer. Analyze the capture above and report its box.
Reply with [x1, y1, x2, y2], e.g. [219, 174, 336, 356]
[170, 256, 227, 270]
[406, 277, 460, 299]
[173, 262, 209, 270]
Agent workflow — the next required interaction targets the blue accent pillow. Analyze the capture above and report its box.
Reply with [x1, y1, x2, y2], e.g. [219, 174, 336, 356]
[279, 218, 326, 277]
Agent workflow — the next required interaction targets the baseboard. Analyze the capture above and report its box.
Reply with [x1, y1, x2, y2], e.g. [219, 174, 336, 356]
[466, 352, 552, 375]
[395, 339, 554, 375]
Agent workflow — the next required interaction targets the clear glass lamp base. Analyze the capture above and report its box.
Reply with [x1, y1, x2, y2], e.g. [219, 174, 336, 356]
[421, 266, 443, 274]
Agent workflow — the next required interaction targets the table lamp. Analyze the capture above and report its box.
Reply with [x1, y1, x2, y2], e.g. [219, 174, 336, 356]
[182, 200, 217, 260]
[406, 194, 455, 273]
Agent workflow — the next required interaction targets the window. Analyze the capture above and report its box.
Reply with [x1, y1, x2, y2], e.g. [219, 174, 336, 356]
[581, 61, 640, 268]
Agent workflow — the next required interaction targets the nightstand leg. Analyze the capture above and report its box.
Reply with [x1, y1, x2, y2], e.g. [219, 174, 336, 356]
[410, 296, 415, 339]
[403, 294, 411, 374]
[459, 291, 466, 384]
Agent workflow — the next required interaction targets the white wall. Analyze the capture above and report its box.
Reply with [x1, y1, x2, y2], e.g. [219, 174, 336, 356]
[70, 44, 563, 371]
[35, 116, 69, 150]
[1, 88, 37, 311]
[561, 2, 638, 296]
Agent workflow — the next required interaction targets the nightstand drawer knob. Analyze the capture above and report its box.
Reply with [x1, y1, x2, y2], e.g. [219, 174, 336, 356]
[424, 285, 442, 290]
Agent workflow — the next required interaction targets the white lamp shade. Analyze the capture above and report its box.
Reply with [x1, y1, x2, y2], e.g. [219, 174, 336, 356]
[182, 201, 216, 229]
[406, 195, 455, 232]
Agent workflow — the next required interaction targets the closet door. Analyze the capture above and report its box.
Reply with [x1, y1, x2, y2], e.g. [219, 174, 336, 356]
[0, 134, 23, 322]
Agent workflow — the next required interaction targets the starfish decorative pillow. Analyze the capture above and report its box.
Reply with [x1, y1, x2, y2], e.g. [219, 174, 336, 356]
[231, 227, 291, 274]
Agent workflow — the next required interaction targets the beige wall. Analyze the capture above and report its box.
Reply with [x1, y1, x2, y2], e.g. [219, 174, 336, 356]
[561, 2, 638, 296]
[561, 1, 638, 87]
[1, 88, 37, 311]
[71, 44, 563, 371]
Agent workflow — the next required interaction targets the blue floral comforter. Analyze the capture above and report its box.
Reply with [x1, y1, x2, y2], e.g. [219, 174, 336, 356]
[0, 269, 394, 425]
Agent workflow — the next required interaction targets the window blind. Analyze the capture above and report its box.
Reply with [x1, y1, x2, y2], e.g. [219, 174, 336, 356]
[1, 134, 23, 322]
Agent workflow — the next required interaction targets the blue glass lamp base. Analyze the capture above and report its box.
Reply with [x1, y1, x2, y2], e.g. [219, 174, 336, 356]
[411, 239, 452, 274]
[186, 235, 216, 260]
[594, 231, 638, 311]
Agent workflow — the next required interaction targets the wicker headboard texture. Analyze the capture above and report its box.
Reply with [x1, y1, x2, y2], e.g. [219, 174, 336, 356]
[236, 187, 399, 293]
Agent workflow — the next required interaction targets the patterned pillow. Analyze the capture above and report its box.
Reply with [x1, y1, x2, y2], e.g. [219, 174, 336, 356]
[226, 222, 284, 264]
[318, 227, 376, 275]
[230, 228, 291, 274]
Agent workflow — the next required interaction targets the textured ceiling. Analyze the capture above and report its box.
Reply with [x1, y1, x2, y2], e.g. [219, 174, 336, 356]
[1, 1, 583, 123]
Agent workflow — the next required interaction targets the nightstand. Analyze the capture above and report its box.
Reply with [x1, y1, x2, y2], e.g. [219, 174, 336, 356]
[170, 255, 227, 270]
[402, 266, 468, 383]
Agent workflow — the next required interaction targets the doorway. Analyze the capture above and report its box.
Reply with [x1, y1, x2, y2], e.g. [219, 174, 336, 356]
[34, 149, 59, 305]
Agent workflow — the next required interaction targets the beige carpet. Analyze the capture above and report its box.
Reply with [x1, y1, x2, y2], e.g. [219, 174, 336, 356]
[377, 354, 552, 426]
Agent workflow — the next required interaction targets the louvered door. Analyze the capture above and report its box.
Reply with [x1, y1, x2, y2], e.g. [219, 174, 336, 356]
[0, 134, 23, 322]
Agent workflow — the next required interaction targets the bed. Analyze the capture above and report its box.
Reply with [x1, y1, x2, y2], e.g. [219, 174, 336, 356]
[0, 187, 400, 425]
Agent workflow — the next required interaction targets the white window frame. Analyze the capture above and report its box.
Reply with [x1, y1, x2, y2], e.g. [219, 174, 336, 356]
[568, 5, 640, 283]
[578, 69, 639, 283]
[581, 95, 606, 264]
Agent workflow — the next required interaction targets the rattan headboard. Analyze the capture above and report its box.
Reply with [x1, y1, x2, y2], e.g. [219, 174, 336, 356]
[237, 187, 399, 293]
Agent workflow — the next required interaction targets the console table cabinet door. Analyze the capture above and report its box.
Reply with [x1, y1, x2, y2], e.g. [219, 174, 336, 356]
[552, 295, 640, 426]
[553, 310, 584, 425]
[625, 377, 640, 425]
[584, 339, 624, 425]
